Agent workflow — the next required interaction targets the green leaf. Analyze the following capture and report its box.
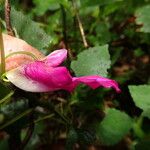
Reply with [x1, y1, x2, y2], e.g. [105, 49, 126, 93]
[135, 5, 150, 33]
[81, 0, 123, 7]
[129, 85, 150, 118]
[33, 0, 60, 15]
[11, 8, 51, 52]
[88, 23, 111, 45]
[33, 0, 70, 16]
[97, 108, 133, 145]
[71, 45, 111, 77]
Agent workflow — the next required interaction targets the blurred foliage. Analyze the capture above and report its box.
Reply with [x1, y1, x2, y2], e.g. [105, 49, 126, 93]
[0, 0, 150, 149]
[135, 5, 150, 33]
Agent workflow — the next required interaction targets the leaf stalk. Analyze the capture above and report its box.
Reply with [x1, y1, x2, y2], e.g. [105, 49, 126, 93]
[0, 26, 5, 76]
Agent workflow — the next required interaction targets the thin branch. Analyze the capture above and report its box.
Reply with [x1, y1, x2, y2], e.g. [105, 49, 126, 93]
[37, 100, 71, 126]
[61, 5, 68, 49]
[0, 26, 5, 75]
[76, 13, 88, 48]
[60, 5, 74, 60]
[72, 0, 88, 48]
[5, 0, 15, 36]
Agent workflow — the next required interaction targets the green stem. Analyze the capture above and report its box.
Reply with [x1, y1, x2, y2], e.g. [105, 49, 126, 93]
[60, 4, 68, 49]
[34, 113, 54, 124]
[133, 116, 145, 138]
[0, 25, 5, 76]
[0, 91, 14, 105]
[60, 4, 74, 61]
[54, 108, 71, 125]
[0, 109, 33, 130]
[38, 100, 71, 126]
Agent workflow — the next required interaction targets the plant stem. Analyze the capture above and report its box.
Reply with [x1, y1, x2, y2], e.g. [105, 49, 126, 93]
[38, 100, 71, 126]
[0, 26, 5, 76]
[0, 109, 33, 130]
[5, 0, 15, 36]
[34, 113, 54, 124]
[60, 4, 68, 49]
[60, 5, 74, 60]
[54, 108, 71, 125]
[72, 0, 88, 48]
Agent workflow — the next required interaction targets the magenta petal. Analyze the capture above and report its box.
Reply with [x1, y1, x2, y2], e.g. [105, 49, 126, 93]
[23, 61, 73, 91]
[7, 60, 120, 93]
[63, 75, 121, 93]
[44, 49, 67, 67]
[6, 66, 51, 92]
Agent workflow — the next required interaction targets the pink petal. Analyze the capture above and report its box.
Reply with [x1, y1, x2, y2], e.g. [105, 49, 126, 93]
[23, 61, 72, 90]
[43, 49, 67, 67]
[1, 34, 44, 71]
[6, 67, 51, 92]
[6, 60, 120, 93]
[2, 34, 44, 57]
[64, 76, 121, 93]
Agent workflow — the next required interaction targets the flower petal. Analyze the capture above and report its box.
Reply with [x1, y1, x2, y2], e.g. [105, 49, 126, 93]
[6, 61, 73, 92]
[1, 34, 44, 71]
[2, 34, 44, 58]
[44, 49, 67, 67]
[63, 76, 121, 93]
[6, 59, 120, 93]
[24, 61, 72, 89]
[6, 67, 51, 92]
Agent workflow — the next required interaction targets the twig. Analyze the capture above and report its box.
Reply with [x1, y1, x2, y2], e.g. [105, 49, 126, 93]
[60, 5, 74, 60]
[72, 0, 88, 48]
[60, 5, 68, 49]
[0, 26, 5, 75]
[5, 0, 15, 36]
[37, 100, 71, 126]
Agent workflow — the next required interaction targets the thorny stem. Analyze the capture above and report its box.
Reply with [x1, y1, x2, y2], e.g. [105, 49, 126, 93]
[0, 25, 5, 76]
[5, 0, 15, 36]
[72, 0, 88, 48]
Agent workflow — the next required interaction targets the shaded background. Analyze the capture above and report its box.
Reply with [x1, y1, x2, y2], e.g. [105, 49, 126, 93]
[0, 0, 150, 150]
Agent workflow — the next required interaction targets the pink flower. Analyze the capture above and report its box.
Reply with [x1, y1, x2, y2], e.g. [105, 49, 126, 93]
[1, 34, 44, 71]
[2, 34, 121, 93]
